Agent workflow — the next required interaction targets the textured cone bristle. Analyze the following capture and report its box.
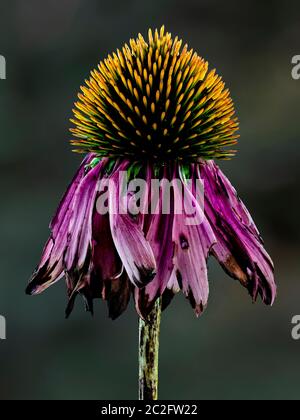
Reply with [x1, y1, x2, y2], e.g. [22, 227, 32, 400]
[70, 26, 239, 162]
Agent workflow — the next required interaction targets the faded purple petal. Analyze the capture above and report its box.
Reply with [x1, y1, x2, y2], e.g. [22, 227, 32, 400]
[171, 167, 216, 315]
[66, 199, 124, 313]
[199, 160, 276, 304]
[91, 208, 131, 319]
[63, 161, 110, 313]
[26, 154, 96, 295]
[64, 159, 106, 272]
[65, 263, 93, 317]
[135, 167, 175, 318]
[26, 237, 65, 295]
[50, 154, 96, 236]
[92, 211, 123, 281]
[108, 164, 157, 288]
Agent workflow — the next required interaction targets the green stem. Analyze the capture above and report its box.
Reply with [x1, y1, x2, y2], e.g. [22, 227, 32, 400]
[138, 298, 162, 400]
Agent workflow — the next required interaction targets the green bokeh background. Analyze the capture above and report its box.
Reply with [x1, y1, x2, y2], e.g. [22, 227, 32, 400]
[0, 0, 300, 400]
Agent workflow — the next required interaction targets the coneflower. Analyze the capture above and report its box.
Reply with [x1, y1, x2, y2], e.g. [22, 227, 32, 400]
[27, 26, 276, 400]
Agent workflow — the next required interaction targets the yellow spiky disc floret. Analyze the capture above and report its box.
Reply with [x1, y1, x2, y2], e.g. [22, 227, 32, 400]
[70, 26, 239, 162]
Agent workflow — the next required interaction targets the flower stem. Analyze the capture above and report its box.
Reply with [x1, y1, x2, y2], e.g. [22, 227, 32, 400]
[138, 298, 162, 400]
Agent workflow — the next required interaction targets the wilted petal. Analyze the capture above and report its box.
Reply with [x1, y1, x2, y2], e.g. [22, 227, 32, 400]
[26, 238, 65, 295]
[50, 154, 96, 236]
[26, 154, 96, 295]
[65, 263, 93, 318]
[66, 245, 131, 320]
[63, 161, 111, 314]
[108, 165, 157, 288]
[66, 205, 123, 312]
[91, 208, 131, 319]
[135, 167, 175, 317]
[64, 159, 106, 272]
[172, 168, 216, 315]
[199, 160, 276, 304]
[92, 210, 123, 281]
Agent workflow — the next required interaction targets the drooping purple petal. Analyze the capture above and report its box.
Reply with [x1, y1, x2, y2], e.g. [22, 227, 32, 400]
[199, 160, 276, 304]
[65, 262, 93, 318]
[68, 204, 130, 318]
[66, 193, 124, 312]
[91, 208, 131, 319]
[63, 160, 109, 313]
[50, 154, 96, 236]
[135, 166, 175, 318]
[26, 154, 96, 295]
[108, 164, 157, 288]
[171, 166, 216, 315]
[26, 237, 65, 295]
[64, 159, 106, 272]
[92, 210, 123, 281]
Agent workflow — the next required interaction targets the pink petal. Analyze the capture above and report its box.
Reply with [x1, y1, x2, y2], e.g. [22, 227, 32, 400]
[26, 154, 95, 295]
[64, 159, 105, 271]
[108, 165, 157, 287]
[135, 166, 175, 317]
[199, 160, 276, 304]
[172, 167, 216, 315]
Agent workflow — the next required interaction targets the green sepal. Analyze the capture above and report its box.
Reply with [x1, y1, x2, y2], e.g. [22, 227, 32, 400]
[105, 159, 118, 175]
[180, 163, 191, 181]
[127, 162, 143, 181]
[85, 157, 101, 172]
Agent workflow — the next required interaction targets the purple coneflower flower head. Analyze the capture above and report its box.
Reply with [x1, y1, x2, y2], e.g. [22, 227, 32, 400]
[26, 27, 276, 319]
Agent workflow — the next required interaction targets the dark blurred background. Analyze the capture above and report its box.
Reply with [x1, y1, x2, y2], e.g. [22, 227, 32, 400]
[0, 0, 300, 400]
